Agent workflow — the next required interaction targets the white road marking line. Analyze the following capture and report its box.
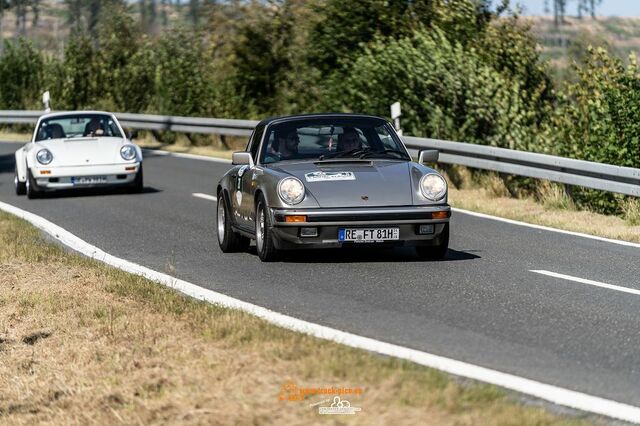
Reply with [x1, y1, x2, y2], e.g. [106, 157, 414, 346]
[453, 208, 640, 250]
[192, 193, 217, 202]
[531, 270, 640, 296]
[1, 200, 640, 422]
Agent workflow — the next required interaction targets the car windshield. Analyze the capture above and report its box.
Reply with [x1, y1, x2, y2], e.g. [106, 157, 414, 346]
[35, 114, 123, 141]
[260, 117, 410, 164]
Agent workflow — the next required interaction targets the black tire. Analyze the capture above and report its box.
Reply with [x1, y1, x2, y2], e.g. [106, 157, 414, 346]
[416, 224, 449, 260]
[14, 165, 26, 196]
[217, 191, 249, 253]
[26, 169, 41, 199]
[255, 195, 279, 262]
[130, 164, 144, 193]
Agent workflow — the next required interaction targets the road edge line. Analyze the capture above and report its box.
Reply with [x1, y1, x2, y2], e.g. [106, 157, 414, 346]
[2, 200, 638, 423]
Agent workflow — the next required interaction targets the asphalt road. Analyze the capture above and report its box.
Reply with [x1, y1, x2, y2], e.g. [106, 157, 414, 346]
[2, 142, 640, 409]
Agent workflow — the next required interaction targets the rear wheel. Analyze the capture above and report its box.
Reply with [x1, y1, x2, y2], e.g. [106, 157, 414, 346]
[14, 165, 26, 196]
[26, 169, 41, 199]
[255, 195, 279, 262]
[217, 191, 249, 253]
[416, 224, 449, 260]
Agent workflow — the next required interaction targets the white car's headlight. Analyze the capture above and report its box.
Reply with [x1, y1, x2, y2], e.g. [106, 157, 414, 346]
[36, 149, 53, 165]
[120, 145, 137, 161]
[278, 177, 305, 205]
[420, 173, 447, 201]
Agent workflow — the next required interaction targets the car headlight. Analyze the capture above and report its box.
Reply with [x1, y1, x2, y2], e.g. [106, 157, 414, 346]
[278, 177, 305, 205]
[120, 145, 137, 161]
[420, 173, 447, 201]
[36, 149, 53, 165]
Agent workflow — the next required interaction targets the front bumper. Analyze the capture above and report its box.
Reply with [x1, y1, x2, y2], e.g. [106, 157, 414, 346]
[269, 205, 450, 249]
[32, 163, 140, 189]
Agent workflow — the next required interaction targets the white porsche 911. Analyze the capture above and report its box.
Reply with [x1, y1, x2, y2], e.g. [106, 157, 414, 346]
[14, 111, 143, 199]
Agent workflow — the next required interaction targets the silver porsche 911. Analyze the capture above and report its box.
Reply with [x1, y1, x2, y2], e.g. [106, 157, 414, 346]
[216, 113, 450, 262]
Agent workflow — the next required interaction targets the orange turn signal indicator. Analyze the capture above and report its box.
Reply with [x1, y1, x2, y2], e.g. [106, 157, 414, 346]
[40, 170, 51, 175]
[432, 211, 449, 219]
[125, 166, 136, 171]
[285, 215, 307, 223]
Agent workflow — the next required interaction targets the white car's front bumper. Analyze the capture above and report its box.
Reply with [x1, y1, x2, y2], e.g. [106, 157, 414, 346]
[32, 163, 140, 189]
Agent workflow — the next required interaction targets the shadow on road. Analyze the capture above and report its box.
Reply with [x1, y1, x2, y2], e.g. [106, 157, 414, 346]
[0, 153, 16, 175]
[245, 246, 481, 263]
[32, 186, 162, 199]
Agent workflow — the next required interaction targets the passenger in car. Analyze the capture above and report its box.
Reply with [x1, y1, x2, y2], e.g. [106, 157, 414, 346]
[274, 128, 300, 159]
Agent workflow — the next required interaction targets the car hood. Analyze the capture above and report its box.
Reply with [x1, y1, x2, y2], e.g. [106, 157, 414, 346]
[34, 137, 127, 166]
[269, 160, 413, 207]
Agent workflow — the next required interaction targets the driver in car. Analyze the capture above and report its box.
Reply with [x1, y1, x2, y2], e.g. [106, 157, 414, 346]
[339, 127, 362, 152]
[85, 118, 105, 137]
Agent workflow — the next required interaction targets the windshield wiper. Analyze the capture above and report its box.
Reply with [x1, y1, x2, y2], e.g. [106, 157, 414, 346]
[319, 148, 370, 161]
[358, 149, 410, 160]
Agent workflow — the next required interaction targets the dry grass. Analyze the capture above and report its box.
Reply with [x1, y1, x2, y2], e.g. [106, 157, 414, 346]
[622, 198, 640, 226]
[0, 131, 31, 142]
[449, 186, 640, 243]
[0, 212, 594, 425]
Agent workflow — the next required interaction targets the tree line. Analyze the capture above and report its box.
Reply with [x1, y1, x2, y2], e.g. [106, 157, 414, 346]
[0, 0, 635, 214]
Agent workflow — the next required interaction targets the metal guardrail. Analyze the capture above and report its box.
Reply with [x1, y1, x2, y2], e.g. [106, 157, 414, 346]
[1, 110, 639, 197]
[403, 137, 640, 197]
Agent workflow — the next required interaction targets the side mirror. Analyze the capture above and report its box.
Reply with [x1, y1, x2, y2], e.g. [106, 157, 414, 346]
[418, 149, 439, 164]
[232, 152, 254, 167]
[127, 130, 139, 140]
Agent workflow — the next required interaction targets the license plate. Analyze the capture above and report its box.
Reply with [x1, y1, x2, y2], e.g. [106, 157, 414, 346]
[72, 176, 107, 185]
[339, 228, 399, 242]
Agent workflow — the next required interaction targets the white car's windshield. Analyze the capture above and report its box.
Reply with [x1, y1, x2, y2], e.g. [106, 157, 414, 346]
[35, 114, 123, 141]
[260, 117, 410, 164]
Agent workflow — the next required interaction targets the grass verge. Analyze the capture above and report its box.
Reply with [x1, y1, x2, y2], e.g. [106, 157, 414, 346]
[0, 211, 593, 424]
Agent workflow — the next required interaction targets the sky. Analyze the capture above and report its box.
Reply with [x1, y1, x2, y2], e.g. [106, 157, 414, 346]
[511, 0, 640, 16]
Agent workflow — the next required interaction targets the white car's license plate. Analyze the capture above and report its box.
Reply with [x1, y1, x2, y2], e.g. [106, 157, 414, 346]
[72, 176, 107, 185]
[339, 228, 400, 242]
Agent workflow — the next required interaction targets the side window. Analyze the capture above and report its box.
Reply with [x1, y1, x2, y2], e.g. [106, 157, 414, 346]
[375, 125, 397, 150]
[249, 124, 265, 161]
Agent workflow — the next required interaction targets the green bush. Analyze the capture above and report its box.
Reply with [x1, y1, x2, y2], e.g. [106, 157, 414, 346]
[328, 29, 534, 150]
[549, 47, 640, 213]
[0, 38, 44, 110]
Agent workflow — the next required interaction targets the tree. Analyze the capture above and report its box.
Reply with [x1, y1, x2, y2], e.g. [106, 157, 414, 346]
[0, 38, 44, 109]
[187, 0, 199, 27]
[553, 0, 567, 28]
[231, 1, 294, 114]
[0, 0, 10, 39]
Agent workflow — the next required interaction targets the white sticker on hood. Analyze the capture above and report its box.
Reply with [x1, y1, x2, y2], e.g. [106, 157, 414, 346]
[305, 171, 356, 182]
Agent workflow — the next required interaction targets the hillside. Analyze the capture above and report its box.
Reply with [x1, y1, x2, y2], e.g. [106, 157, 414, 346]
[527, 15, 640, 73]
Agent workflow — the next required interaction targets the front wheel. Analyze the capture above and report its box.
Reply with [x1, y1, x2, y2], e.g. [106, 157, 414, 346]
[217, 192, 249, 253]
[416, 224, 449, 260]
[26, 169, 41, 199]
[14, 165, 26, 196]
[130, 164, 144, 193]
[255, 195, 279, 262]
